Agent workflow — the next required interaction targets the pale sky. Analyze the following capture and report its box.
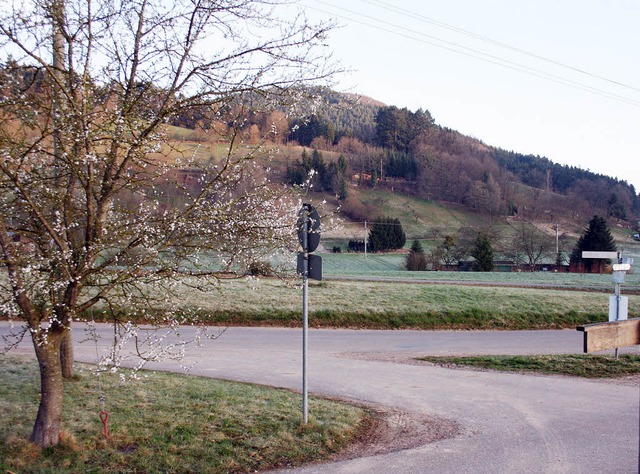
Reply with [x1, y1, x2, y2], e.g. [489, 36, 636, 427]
[299, 0, 640, 192]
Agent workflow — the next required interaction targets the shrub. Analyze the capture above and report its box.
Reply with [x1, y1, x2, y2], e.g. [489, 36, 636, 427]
[248, 260, 273, 276]
[405, 239, 427, 271]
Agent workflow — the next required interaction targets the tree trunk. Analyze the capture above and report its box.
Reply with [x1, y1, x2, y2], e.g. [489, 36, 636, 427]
[60, 325, 74, 378]
[31, 333, 64, 448]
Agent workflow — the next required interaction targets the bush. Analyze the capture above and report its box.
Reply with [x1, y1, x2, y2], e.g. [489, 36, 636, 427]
[405, 252, 427, 271]
[405, 239, 427, 271]
[340, 194, 379, 222]
[247, 260, 273, 276]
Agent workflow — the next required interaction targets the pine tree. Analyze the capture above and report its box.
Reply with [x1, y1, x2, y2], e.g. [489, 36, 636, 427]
[570, 215, 617, 272]
[471, 233, 495, 271]
[368, 217, 406, 252]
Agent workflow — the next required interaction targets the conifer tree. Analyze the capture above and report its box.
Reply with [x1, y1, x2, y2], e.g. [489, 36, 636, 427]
[471, 233, 495, 271]
[368, 217, 406, 252]
[570, 215, 617, 272]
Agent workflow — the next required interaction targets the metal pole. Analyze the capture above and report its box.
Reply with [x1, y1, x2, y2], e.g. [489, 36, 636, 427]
[364, 221, 367, 258]
[614, 280, 620, 359]
[614, 251, 622, 359]
[302, 206, 309, 424]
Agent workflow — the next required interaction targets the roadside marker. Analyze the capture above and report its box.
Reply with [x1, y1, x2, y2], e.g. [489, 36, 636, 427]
[575, 251, 634, 358]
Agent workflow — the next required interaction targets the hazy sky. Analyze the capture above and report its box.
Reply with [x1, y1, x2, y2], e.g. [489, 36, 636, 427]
[299, 0, 640, 191]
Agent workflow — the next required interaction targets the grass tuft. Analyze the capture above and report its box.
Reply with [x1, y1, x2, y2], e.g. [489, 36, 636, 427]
[418, 354, 640, 378]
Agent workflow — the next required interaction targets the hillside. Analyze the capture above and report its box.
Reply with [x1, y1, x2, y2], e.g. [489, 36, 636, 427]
[111, 81, 637, 250]
[296, 88, 638, 223]
[148, 85, 640, 257]
[3, 61, 635, 230]
[189, 86, 635, 232]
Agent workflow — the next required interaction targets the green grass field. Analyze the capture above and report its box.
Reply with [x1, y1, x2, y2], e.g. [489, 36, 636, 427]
[81, 275, 637, 330]
[319, 255, 640, 289]
[419, 354, 640, 378]
[0, 356, 366, 474]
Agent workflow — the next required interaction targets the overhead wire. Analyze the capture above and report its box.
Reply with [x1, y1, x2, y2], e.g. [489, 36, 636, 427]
[303, 0, 640, 107]
[366, 0, 640, 95]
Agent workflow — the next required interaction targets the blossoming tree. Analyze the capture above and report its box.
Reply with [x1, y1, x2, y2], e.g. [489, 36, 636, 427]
[0, 0, 335, 447]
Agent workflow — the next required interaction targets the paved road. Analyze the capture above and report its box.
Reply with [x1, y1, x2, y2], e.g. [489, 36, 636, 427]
[3, 323, 639, 473]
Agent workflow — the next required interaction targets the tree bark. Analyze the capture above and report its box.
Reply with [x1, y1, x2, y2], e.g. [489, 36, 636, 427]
[30, 332, 64, 448]
[60, 326, 74, 378]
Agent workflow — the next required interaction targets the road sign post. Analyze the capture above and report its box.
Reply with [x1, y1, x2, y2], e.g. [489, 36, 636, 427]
[577, 251, 634, 358]
[297, 204, 322, 424]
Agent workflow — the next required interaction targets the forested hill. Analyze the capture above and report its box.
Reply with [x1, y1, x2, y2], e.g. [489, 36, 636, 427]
[4, 59, 635, 223]
[279, 87, 639, 224]
[2, 60, 636, 224]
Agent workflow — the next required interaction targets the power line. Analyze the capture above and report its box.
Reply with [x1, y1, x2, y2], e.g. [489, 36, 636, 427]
[366, 0, 640, 95]
[309, 0, 640, 106]
[303, 0, 640, 107]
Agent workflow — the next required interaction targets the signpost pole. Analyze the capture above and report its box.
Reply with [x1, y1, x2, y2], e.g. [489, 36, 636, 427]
[614, 252, 621, 358]
[614, 276, 620, 359]
[297, 203, 321, 425]
[364, 221, 367, 258]
[301, 206, 309, 424]
[581, 251, 633, 359]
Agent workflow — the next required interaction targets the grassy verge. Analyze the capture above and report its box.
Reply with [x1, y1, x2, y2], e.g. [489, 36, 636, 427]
[83, 278, 631, 330]
[179, 307, 605, 330]
[418, 354, 640, 378]
[0, 355, 366, 473]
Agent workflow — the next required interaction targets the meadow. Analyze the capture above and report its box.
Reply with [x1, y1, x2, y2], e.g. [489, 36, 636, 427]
[0, 356, 365, 473]
[113, 272, 639, 330]
[321, 252, 640, 288]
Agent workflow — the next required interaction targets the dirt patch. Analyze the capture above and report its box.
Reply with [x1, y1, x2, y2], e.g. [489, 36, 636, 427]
[334, 404, 461, 461]
[265, 402, 461, 473]
[338, 351, 443, 366]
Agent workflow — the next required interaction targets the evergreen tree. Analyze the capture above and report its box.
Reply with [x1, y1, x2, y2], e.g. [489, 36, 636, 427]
[375, 106, 433, 152]
[368, 217, 406, 252]
[287, 148, 330, 191]
[471, 233, 495, 271]
[288, 115, 333, 146]
[310, 149, 330, 190]
[336, 155, 348, 199]
[570, 215, 617, 272]
[384, 150, 418, 180]
[326, 154, 348, 199]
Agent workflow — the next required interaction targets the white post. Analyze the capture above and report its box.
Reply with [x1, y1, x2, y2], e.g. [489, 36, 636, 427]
[614, 251, 622, 359]
[364, 221, 367, 258]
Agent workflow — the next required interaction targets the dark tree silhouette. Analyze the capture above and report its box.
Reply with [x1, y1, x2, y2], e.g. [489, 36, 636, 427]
[368, 217, 406, 252]
[570, 215, 617, 272]
[471, 233, 495, 272]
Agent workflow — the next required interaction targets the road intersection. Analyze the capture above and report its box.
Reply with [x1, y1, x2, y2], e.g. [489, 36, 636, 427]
[2, 323, 638, 473]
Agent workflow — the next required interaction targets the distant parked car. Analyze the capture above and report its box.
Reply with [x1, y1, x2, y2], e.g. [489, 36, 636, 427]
[633, 233, 640, 241]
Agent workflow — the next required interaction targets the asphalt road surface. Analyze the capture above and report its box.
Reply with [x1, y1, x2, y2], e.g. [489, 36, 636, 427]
[3, 322, 639, 473]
